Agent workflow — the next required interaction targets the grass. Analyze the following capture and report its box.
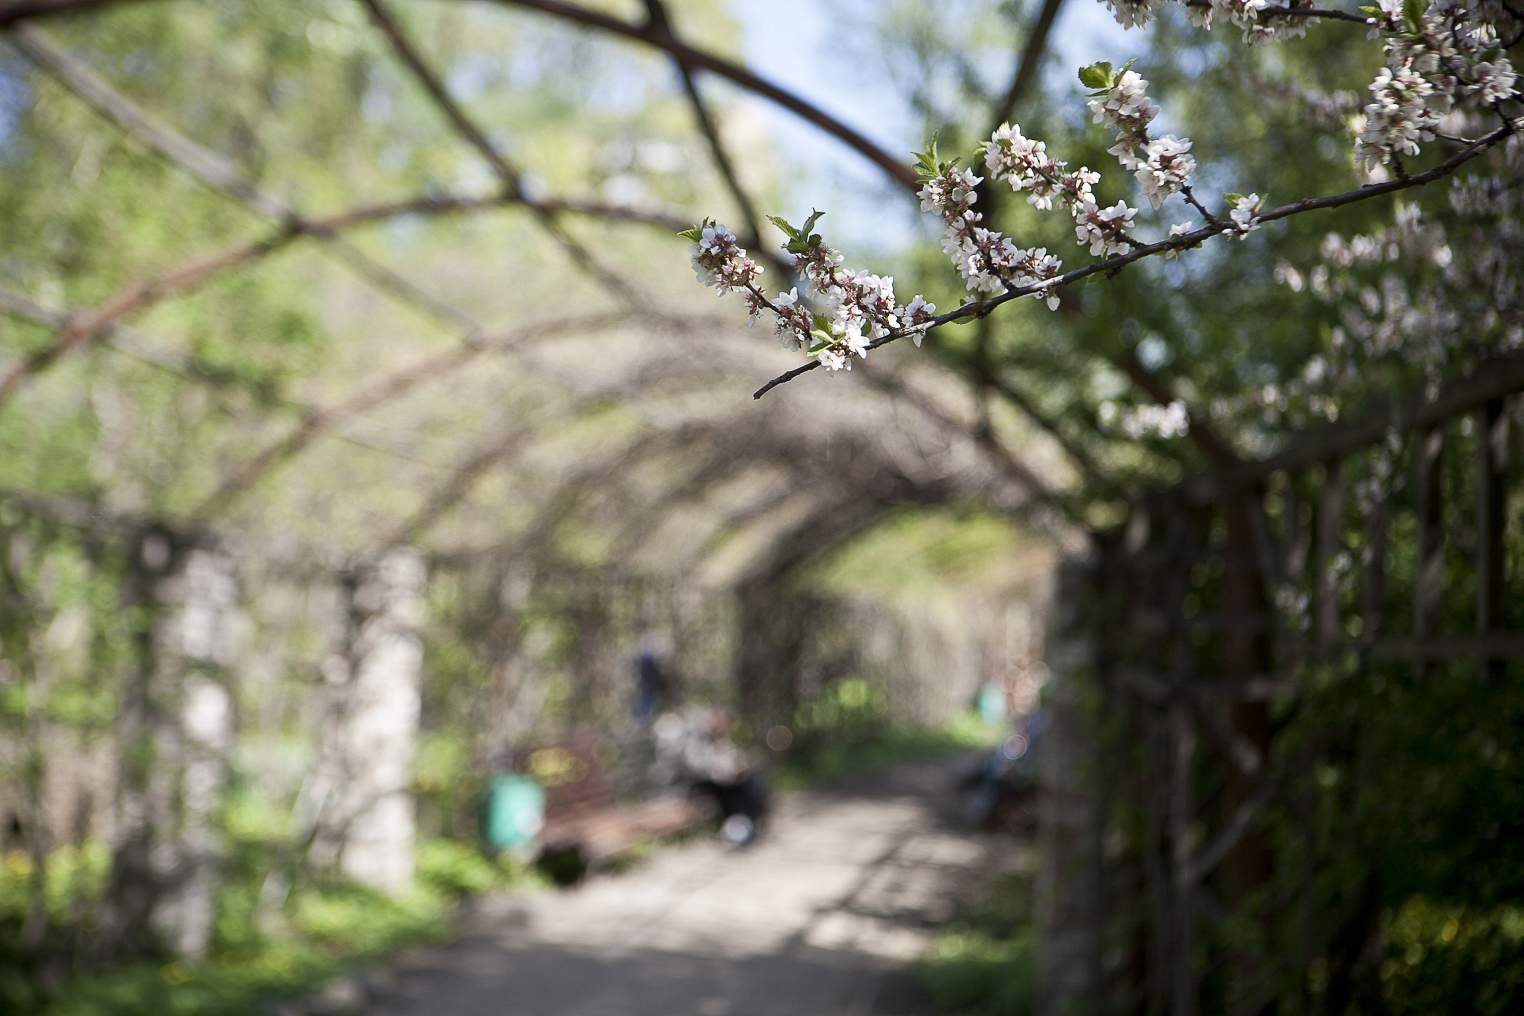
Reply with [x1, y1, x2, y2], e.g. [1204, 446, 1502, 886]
[774, 708, 1002, 792]
[917, 869, 1037, 1016]
[1, 837, 543, 1016]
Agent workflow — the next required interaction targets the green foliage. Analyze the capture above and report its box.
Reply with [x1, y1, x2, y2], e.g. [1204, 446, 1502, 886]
[0, 841, 110, 927]
[919, 871, 1036, 1015]
[912, 131, 959, 183]
[3, 838, 530, 1016]
[1076, 58, 1134, 94]
[777, 700, 999, 792]
[37, 881, 448, 1016]
[765, 208, 827, 255]
[1380, 899, 1524, 1014]
[415, 838, 545, 898]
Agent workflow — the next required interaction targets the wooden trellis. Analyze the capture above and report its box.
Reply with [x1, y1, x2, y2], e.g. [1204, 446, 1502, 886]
[1047, 351, 1524, 1015]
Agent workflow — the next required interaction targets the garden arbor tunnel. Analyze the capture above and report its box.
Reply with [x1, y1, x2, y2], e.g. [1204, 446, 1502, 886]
[5, 3, 1524, 1013]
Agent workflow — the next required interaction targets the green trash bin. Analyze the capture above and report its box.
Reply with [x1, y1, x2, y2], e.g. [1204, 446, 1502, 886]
[484, 774, 544, 852]
[976, 684, 1008, 725]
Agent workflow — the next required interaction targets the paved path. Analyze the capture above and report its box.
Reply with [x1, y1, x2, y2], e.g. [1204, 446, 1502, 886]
[368, 759, 1003, 1016]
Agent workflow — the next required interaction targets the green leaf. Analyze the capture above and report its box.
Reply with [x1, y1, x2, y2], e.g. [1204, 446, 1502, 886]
[912, 132, 943, 181]
[1224, 192, 1246, 205]
[801, 208, 825, 237]
[678, 216, 716, 243]
[1078, 62, 1112, 90]
[766, 214, 801, 241]
[1403, 0, 1428, 33]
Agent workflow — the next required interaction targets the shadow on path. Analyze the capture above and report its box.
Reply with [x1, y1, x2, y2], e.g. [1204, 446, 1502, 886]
[367, 756, 1002, 1016]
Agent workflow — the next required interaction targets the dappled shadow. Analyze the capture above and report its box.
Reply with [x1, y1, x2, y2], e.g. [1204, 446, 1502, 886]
[366, 759, 1004, 1016]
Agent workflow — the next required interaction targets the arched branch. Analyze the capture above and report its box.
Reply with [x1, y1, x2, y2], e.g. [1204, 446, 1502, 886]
[639, 0, 781, 276]
[473, 0, 919, 190]
[190, 311, 645, 521]
[0, 24, 687, 407]
[358, 0, 637, 301]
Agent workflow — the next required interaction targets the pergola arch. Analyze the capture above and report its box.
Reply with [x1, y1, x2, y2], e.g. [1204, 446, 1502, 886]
[0, 0, 1079, 590]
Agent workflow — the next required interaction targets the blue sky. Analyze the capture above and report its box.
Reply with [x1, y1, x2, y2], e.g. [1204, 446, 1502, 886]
[728, 0, 1134, 252]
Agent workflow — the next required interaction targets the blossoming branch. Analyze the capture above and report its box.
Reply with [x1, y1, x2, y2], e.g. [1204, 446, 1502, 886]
[682, 0, 1518, 398]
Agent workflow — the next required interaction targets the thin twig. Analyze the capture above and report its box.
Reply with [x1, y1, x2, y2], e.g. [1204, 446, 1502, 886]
[482, 0, 918, 190]
[1182, 0, 1369, 24]
[753, 121, 1516, 399]
[640, 0, 780, 274]
[358, 0, 637, 301]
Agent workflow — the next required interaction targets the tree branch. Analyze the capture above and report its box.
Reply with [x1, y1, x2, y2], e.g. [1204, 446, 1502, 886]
[0, 24, 695, 407]
[639, 0, 788, 278]
[753, 121, 1516, 398]
[1182, 0, 1369, 25]
[476, 0, 919, 191]
[989, 0, 1067, 131]
[358, 0, 637, 301]
[0, 0, 157, 28]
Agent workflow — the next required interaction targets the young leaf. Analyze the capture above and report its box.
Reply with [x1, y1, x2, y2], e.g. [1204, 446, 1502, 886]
[1078, 62, 1112, 90]
[1402, 0, 1428, 33]
[766, 215, 801, 241]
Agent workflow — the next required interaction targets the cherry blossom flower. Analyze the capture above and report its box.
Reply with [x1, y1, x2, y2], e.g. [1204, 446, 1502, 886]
[1229, 193, 1263, 238]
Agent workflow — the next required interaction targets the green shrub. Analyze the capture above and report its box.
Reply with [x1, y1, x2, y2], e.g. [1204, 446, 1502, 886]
[1380, 898, 1524, 1015]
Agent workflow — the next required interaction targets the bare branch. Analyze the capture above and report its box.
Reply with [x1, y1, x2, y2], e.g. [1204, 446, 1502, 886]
[359, 0, 638, 301]
[190, 311, 633, 521]
[9, 24, 493, 335]
[640, 0, 774, 270]
[0, 23, 693, 406]
[984, 371, 1111, 488]
[0, 286, 446, 467]
[858, 369, 1075, 521]
[0, 0, 157, 28]
[478, 0, 919, 191]
[988, 0, 1067, 132]
[0, 231, 297, 404]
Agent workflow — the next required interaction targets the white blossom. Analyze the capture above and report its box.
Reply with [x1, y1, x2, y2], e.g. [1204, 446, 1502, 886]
[1471, 60, 1517, 105]
[1230, 193, 1262, 238]
[918, 166, 981, 216]
[1101, 0, 1162, 30]
[1355, 63, 1441, 171]
[904, 294, 937, 346]
[1136, 134, 1197, 208]
[1118, 399, 1190, 439]
[1089, 71, 1159, 136]
[688, 222, 764, 295]
[1076, 200, 1137, 256]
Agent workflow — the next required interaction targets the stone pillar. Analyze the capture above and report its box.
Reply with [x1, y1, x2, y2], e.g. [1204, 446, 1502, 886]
[1035, 552, 1106, 1016]
[107, 531, 237, 960]
[313, 548, 425, 894]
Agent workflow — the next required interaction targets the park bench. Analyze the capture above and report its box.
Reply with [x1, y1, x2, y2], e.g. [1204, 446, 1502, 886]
[515, 732, 714, 879]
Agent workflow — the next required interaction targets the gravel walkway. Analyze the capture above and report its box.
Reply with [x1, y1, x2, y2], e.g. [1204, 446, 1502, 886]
[366, 758, 999, 1016]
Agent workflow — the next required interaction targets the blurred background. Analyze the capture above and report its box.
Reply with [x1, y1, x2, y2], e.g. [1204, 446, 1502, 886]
[1, 1, 1521, 1014]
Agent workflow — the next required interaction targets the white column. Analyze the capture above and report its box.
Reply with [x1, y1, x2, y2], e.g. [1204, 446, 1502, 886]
[317, 548, 425, 894]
